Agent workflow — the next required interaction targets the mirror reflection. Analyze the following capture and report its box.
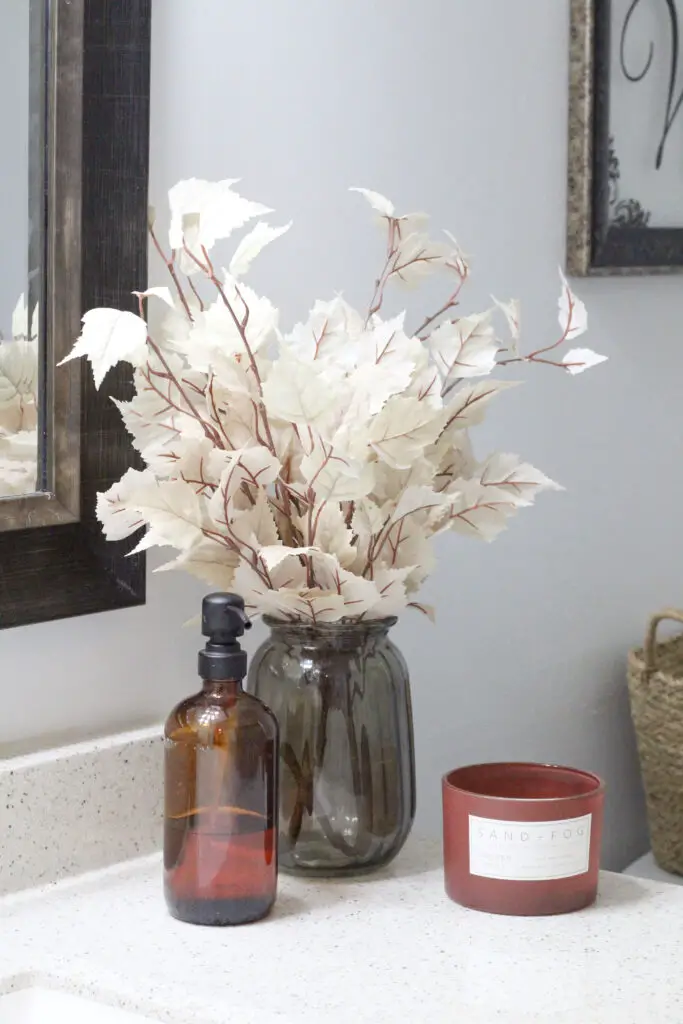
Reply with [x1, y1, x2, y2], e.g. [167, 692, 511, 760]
[0, 1, 43, 498]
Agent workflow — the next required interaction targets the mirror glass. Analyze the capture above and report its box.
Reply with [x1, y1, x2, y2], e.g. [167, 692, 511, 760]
[0, 0, 45, 499]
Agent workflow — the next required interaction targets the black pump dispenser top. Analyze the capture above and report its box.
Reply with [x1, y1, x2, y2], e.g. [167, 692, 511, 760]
[198, 592, 252, 681]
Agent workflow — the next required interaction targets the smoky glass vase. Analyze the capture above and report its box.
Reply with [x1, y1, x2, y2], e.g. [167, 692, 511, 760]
[247, 617, 415, 876]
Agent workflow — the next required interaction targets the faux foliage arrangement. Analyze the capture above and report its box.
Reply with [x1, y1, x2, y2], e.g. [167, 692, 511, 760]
[62, 180, 606, 621]
[0, 295, 38, 495]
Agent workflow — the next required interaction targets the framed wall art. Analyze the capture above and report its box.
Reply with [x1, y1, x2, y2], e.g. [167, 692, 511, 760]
[567, 0, 683, 275]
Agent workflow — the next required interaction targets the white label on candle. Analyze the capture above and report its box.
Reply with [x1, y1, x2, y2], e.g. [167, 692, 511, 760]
[468, 814, 592, 881]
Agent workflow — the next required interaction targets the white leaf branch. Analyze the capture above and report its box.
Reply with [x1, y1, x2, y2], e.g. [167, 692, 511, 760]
[59, 180, 608, 621]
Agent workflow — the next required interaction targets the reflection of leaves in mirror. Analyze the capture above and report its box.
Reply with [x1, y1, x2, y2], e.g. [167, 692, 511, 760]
[608, 137, 652, 228]
[0, 294, 39, 496]
[620, 0, 683, 169]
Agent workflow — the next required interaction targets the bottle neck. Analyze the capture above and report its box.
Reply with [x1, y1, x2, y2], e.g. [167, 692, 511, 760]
[201, 677, 244, 697]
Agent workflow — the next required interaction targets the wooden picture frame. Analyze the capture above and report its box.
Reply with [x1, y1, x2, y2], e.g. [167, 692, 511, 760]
[0, 0, 151, 629]
[567, 0, 683, 276]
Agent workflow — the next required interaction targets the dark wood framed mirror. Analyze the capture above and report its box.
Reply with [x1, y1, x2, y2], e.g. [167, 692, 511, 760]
[0, 0, 151, 629]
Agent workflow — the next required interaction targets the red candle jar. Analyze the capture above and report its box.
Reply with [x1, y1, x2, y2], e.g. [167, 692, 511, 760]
[442, 762, 604, 916]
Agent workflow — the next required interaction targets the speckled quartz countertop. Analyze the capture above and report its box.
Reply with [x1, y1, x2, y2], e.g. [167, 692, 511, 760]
[1, 840, 682, 1024]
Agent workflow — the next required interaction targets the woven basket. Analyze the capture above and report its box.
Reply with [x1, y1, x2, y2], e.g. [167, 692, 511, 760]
[628, 609, 683, 875]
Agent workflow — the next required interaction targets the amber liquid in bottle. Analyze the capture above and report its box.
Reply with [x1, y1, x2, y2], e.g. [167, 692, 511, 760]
[164, 676, 278, 926]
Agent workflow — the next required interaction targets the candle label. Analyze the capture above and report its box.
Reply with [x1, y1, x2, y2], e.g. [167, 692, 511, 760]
[468, 814, 592, 881]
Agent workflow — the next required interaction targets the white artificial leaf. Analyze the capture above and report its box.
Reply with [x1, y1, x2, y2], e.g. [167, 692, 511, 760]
[186, 276, 279, 369]
[370, 457, 435, 507]
[351, 498, 384, 548]
[0, 340, 38, 402]
[126, 478, 208, 553]
[443, 480, 517, 542]
[342, 317, 423, 422]
[349, 187, 395, 218]
[112, 375, 205, 465]
[0, 462, 37, 495]
[370, 491, 441, 585]
[432, 431, 476, 493]
[96, 468, 153, 541]
[300, 441, 374, 502]
[10, 293, 38, 341]
[366, 566, 414, 617]
[155, 539, 239, 589]
[389, 233, 451, 287]
[285, 297, 364, 365]
[479, 453, 563, 507]
[408, 601, 436, 622]
[236, 552, 350, 622]
[210, 383, 263, 451]
[0, 428, 38, 493]
[391, 484, 449, 525]
[10, 293, 28, 340]
[229, 221, 291, 278]
[395, 212, 430, 238]
[290, 591, 347, 622]
[162, 436, 231, 489]
[369, 397, 445, 469]
[406, 362, 443, 408]
[316, 564, 380, 616]
[562, 347, 608, 375]
[0, 378, 34, 434]
[98, 438, 211, 547]
[0, 397, 25, 434]
[111, 349, 210, 460]
[266, 549, 307, 592]
[427, 312, 499, 382]
[209, 446, 282, 532]
[441, 380, 520, 432]
[168, 177, 272, 256]
[337, 572, 381, 615]
[231, 561, 275, 615]
[298, 549, 342, 586]
[0, 428, 37, 460]
[230, 491, 280, 549]
[263, 355, 338, 427]
[60, 308, 148, 389]
[202, 356, 256, 400]
[344, 356, 413, 423]
[259, 545, 314, 571]
[492, 296, 520, 355]
[304, 502, 356, 567]
[558, 269, 588, 341]
[133, 286, 175, 309]
[152, 305, 193, 363]
[363, 312, 413, 362]
[209, 446, 281, 526]
[233, 557, 309, 616]
[444, 230, 469, 279]
[350, 189, 430, 241]
[387, 528, 436, 588]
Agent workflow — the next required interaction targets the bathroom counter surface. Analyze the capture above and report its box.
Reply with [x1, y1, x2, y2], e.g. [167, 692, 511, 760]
[0, 840, 680, 1024]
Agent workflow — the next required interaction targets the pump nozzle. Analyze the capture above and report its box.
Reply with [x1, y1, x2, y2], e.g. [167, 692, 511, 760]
[199, 593, 251, 680]
[202, 592, 251, 642]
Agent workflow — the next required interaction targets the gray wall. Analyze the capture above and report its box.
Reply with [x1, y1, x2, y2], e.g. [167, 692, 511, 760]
[2, 0, 681, 869]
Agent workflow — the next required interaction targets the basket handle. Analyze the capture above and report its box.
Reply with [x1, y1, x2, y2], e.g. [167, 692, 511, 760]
[644, 609, 683, 674]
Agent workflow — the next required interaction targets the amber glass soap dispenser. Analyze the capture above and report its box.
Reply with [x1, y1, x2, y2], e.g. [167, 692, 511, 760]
[164, 593, 278, 926]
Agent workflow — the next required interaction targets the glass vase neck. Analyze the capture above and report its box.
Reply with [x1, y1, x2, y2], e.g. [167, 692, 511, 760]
[263, 616, 397, 651]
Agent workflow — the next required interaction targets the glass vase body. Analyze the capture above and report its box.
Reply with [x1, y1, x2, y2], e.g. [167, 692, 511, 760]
[247, 617, 415, 876]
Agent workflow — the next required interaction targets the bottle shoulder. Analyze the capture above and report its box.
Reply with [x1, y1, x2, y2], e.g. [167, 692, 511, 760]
[165, 688, 277, 741]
